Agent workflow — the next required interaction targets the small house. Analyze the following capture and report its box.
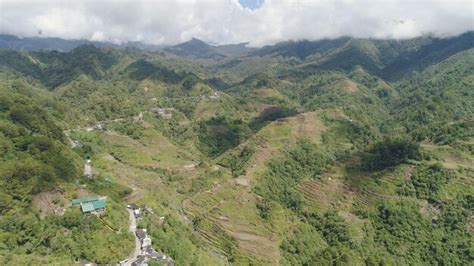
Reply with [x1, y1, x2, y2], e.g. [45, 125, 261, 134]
[71, 197, 107, 214]
[134, 208, 141, 218]
[81, 199, 106, 214]
[142, 235, 152, 248]
[71, 197, 99, 206]
[131, 256, 148, 266]
[127, 203, 139, 210]
[156, 253, 167, 260]
[145, 246, 166, 260]
[209, 91, 220, 100]
[136, 229, 147, 240]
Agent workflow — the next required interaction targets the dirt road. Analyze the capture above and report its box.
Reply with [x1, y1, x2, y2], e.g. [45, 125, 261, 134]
[123, 209, 141, 266]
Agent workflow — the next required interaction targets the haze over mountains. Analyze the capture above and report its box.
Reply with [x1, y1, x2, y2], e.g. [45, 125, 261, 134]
[3, 32, 473, 58]
[1, 0, 474, 264]
[0, 34, 166, 52]
[1, 31, 473, 80]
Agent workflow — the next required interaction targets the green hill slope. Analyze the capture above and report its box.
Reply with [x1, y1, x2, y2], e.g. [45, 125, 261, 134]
[0, 32, 472, 265]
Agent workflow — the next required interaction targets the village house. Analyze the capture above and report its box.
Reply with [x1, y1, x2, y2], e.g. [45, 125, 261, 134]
[136, 228, 152, 249]
[209, 91, 220, 100]
[127, 203, 139, 210]
[131, 256, 148, 266]
[145, 246, 166, 260]
[136, 228, 146, 240]
[142, 234, 152, 248]
[134, 208, 141, 218]
[71, 197, 107, 214]
[127, 203, 143, 218]
[150, 107, 173, 119]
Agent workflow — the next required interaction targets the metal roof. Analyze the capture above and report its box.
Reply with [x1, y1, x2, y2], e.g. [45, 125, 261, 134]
[78, 199, 106, 213]
[92, 199, 106, 210]
[81, 202, 95, 213]
[71, 197, 99, 205]
[136, 229, 147, 239]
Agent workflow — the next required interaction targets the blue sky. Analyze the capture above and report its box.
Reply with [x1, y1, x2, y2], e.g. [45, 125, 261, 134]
[239, 0, 264, 10]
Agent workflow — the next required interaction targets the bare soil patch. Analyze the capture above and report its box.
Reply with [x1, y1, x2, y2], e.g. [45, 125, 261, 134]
[32, 188, 68, 218]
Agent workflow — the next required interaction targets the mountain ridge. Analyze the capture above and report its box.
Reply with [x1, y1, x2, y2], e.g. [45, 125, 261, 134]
[2, 32, 472, 63]
[0, 30, 472, 265]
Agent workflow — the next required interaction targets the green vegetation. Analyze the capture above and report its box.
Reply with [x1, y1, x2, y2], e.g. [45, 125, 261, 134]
[0, 77, 134, 264]
[219, 145, 255, 177]
[255, 139, 334, 211]
[398, 164, 452, 201]
[197, 116, 251, 157]
[108, 119, 144, 139]
[0, 78, 80, 211]
[361, 138, 422, 170]
[0, 32, 472, 264]
[139, 214, 199, 264]
[373, 200, 471, 265]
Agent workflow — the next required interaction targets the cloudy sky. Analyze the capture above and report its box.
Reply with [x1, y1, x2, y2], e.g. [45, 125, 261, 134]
[0, 0, 472, 46]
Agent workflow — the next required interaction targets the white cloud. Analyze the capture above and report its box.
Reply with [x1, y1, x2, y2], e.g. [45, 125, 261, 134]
[0, 0, 472, 46]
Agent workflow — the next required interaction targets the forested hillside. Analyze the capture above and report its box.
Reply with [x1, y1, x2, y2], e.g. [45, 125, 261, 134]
[0, 32, 472, 265]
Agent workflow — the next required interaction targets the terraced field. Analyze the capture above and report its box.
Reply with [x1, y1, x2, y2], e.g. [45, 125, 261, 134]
[178, 111, 330, 263]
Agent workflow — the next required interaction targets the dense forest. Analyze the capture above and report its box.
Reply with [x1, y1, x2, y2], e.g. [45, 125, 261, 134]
[0, 32, 472, 265]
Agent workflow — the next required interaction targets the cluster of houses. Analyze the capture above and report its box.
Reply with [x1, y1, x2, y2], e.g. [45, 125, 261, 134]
[127, 204, 171, 266]
[71, 196, 107, 215]
[133, 228, 168, 265]
[127, 203, 155, 218]
[75, 202, 175, 266]
[190, 91, 221, 101]
[149, 91, 221, 103]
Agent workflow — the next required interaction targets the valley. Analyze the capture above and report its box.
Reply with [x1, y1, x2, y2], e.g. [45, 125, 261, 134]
[0, 32, 473, 265]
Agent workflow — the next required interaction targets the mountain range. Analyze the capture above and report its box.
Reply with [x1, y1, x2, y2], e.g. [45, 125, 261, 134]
[0, 31, 472, 265]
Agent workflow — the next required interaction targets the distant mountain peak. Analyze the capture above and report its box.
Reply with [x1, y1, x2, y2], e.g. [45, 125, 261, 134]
[176, 38, 210, 48]
[190, 37, 207, 43]
[164, 38, 255, 59]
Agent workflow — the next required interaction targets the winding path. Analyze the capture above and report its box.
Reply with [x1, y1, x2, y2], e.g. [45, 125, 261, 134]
[123, 209, 141, 266]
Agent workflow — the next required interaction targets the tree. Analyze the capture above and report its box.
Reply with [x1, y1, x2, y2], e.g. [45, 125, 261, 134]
[362, 138, 422, 170]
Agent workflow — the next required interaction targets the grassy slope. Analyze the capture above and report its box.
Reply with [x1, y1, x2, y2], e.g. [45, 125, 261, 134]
[0, 35, 472, 264]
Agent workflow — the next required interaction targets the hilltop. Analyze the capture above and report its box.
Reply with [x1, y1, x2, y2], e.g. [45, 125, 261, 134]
[0, 31, 472, 265]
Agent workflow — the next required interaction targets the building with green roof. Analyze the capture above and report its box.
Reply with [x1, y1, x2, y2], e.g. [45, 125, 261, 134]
[81, 202, 96, 213]
[92, 199, 106, 210]
[71, 197, 99, 206]
[72, 197, 107, 214]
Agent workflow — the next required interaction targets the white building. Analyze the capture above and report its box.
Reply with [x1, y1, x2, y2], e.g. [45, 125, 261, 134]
[142, 235, 152, 248]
